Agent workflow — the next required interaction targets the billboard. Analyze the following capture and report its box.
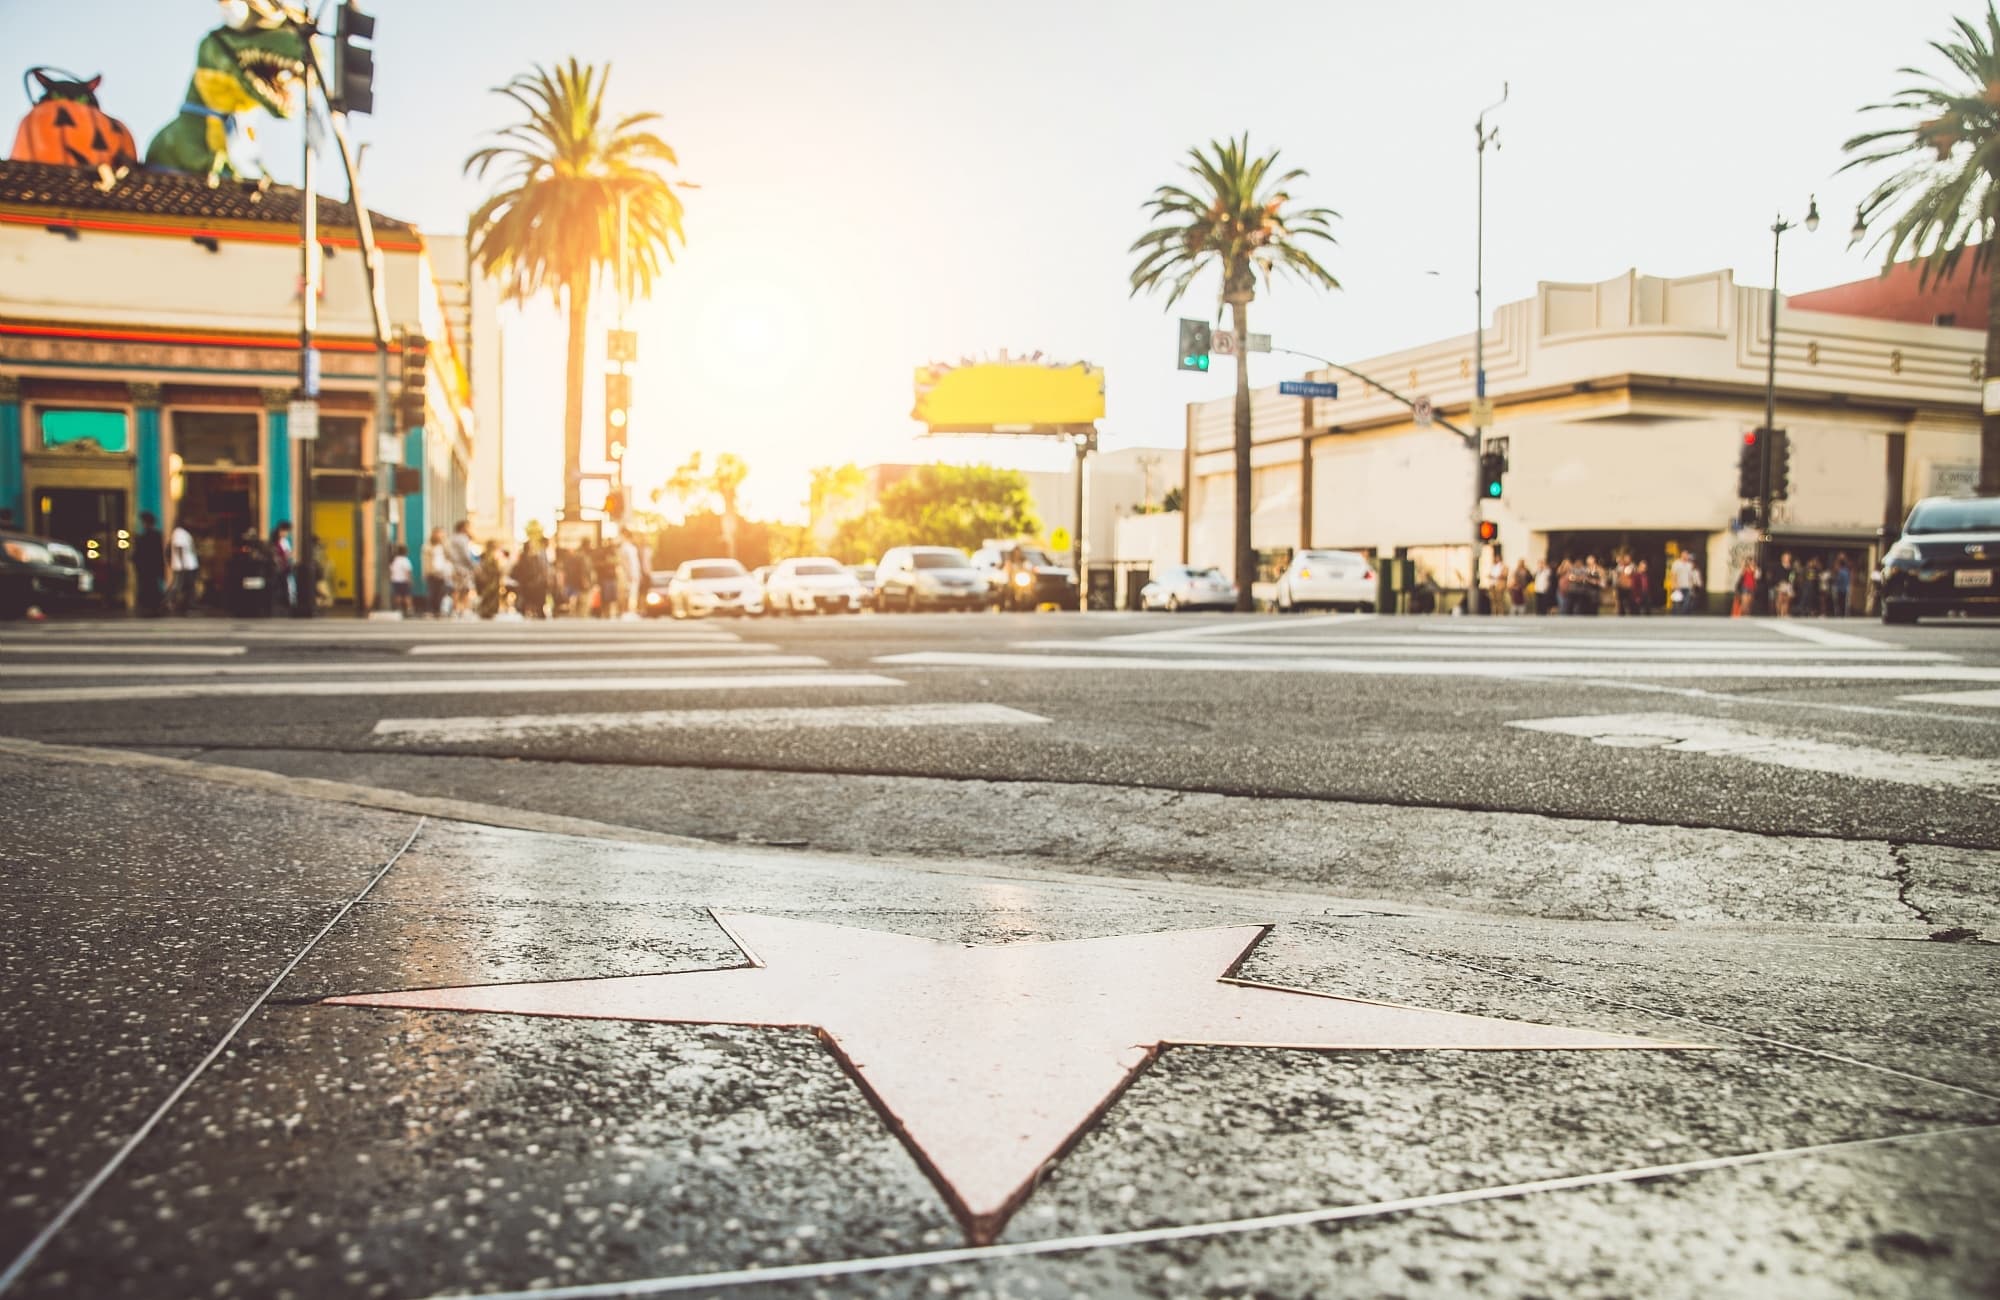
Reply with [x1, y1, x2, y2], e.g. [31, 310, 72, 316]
[912, 360, 1104, 435]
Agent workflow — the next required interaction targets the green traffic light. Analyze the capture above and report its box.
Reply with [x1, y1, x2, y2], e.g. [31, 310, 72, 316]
[1183, 355, 1210, 371]
[1486, 481, 1502, 498]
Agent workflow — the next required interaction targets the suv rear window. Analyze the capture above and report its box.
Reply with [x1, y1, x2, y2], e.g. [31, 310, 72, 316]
[1907, 499, 2000, 534]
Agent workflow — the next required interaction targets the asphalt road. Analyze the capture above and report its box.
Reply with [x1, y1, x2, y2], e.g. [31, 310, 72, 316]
[4, 608, 1998, 1298]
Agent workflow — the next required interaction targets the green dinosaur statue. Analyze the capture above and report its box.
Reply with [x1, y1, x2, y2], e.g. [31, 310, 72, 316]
[144, 16, 306, 185]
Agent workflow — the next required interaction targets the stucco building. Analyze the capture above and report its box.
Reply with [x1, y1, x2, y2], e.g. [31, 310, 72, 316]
[0, 160, 477, 609]
[1181, 267, 1983, 608]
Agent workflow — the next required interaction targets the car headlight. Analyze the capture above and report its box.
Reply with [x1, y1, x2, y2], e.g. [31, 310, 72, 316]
[1885, 541, 1920, 565]
[645, 591, 662, 605]
[3, 540, 51, 564]
[1013, 572, 1033, 587]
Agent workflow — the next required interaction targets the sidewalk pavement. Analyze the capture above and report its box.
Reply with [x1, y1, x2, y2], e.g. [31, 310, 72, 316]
[3, 748, 1996, 1298]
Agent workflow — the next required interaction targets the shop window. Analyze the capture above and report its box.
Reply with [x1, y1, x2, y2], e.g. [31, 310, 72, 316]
[172, 411, 260, 467]
[312, 416, 366, 470]
[39, 408, 129, 454]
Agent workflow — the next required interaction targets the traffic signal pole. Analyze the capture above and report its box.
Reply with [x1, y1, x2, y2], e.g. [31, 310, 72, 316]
[1471, 85, 1506, 616]
[295, 48, 318, 617]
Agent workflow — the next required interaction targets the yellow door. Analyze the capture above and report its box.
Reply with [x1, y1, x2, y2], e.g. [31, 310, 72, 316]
[312, 501, 358, 605]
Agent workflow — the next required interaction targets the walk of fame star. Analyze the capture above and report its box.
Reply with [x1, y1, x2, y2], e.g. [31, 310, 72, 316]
[325, 913, 1699, 1243]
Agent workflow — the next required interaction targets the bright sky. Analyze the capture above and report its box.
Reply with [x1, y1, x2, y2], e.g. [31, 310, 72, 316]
[5, 0, 1967, 525]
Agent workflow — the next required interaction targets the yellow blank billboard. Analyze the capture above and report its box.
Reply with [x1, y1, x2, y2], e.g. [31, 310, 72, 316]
[912, 361, 1104, 433]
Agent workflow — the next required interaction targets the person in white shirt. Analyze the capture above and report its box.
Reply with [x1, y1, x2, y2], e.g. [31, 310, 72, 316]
[617, 529, 643, 618]
[424, 527, 453, 617]
[1670, 552, 1703, 615]
[1483, 554, 1511, 616]
[389, 546, 414, 616]
[169, 518, 201, 614]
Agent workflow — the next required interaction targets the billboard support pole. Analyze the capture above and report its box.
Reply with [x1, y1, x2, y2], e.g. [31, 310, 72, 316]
[1071, 433, 1088, 610]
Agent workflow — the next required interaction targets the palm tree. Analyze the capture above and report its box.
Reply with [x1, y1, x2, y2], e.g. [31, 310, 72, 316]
[465, 59, 689, 517]
[1130, 134, 1339, 610]
[1843, 4, 2000, 492]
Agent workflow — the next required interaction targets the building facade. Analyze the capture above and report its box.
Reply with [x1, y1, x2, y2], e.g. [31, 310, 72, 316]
[0, 160, 476, 609]
[1183, 268, 1983, 608]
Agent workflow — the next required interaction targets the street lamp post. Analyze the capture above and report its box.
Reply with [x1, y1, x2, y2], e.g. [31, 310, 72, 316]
[1469, 84, 1506, 615]
[1758, 195, 1818, 613]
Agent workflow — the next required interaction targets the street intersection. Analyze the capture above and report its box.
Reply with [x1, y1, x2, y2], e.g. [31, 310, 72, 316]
[1, 611, 1996, 1297]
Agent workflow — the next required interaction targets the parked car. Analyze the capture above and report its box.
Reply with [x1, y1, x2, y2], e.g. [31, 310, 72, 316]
[663, 557, 763, 618]
[1276, 549, 1377, 612]
[1140, 564, 1236, 612]
[874, 545, 985, 611]
[0, 527, 92, 619]
[971, 542, 1080, 611]
[849, 563, 880, 610]
[765, 556, 866, 614]
[1880, 494, 2000, 624]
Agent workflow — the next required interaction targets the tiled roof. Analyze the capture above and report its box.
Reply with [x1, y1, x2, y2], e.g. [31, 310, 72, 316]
[0, 159, 417, 235]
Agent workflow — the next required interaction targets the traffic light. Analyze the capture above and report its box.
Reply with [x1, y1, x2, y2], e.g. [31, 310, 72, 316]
[331, 2, 376, 115]
[604, 371, 631, 461]
[603, 488, 625, 520]
[1477, 520, 1499, 543]
[396, 332, 427, 431]
[1479, 449, 1506, 499]
[1177, 318, 1211, 372]
[1768, 428, 1791, 501]
[1738, 430, 1765, 500]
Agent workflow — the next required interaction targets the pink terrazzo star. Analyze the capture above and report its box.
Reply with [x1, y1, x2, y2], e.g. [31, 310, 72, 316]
[326, 913, 1696, 1242]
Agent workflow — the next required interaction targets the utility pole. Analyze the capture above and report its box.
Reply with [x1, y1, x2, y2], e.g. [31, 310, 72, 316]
[294, 46, 319, 617]
[1469, 83, 1506, 616]
[1759, 195, 1818, 613]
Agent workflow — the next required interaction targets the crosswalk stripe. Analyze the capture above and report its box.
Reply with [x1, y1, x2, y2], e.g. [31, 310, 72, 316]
[1896, 688, 2000, 709]
[1762, 621, 1894, 650]
[876, 650, 2000, 683]
[0, 643, 248, 657]
[1013, 639, 1952, 662]
[372, 702, 1046, 743]
[1509, 712, 2000, 794]
[0, 654, 821, 679]
[0, 672, 905, 705]
[405, 641, 771, 656]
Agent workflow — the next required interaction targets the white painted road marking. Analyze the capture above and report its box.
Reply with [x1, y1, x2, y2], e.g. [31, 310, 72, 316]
[1014, 639, 1953, 662]
[0, 654, 821, 679]
[405, 640, 771, 656]
[0, 672, 905, 705]
[877, 650, 2000, 683]
[1761, 621, 1893, 650]
[373, 702, 1047, 743]
[1508, 712, 2000, 794]
[1896, 688, 2000, 709]
[0, 643, 248, 657]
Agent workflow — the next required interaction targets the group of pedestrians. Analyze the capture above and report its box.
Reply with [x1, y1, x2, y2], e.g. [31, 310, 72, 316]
[417, 521, 650, 620]
[1481, 552, 1705, 616]
[1730, 552, 1856, 618]
[127, 513, 321, 617]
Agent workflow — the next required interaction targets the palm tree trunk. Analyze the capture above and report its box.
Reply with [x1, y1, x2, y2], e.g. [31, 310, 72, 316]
[1229, 293, 1253, 613]
[1984, 268, 2000, 495]
[562, 282, 590, 517]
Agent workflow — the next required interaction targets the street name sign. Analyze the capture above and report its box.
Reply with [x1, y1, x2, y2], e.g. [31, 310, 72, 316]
[1246, 333, 1272, 353]
[1278, 380, 1338, 399]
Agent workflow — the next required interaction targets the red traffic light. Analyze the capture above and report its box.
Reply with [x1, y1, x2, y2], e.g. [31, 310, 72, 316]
[1743, 431, 1759, 445]
[1477, 520, 1499, 542]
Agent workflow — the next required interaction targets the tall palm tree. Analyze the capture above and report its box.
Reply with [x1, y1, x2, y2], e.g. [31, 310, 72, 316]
[1130, 134, 1339, 610]
[1843, 4, 2000, 492]
[465, 59, 689, 517]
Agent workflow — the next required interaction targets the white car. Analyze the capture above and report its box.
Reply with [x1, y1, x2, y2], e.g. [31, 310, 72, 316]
[874, 545, 986, 612]
[1140, 564, 1237, 611]
[665, 557, 764, 618]
[1276, 550, 1377, 612]
[764, 556, 865, 615]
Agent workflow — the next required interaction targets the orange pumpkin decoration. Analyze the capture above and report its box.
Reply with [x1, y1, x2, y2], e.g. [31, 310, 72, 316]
[10, 70, 139, 171]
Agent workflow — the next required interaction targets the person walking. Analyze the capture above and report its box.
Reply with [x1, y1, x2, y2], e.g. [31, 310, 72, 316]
[424, 527, 453, 617]
[1483, 552, 1510, 616]
[168, 516, 201, 614]
[1733, 558, 1758, 618]
[1832, 554, 1854, 618]
[1773, 552, 1796, 618]
[1634, 559, 1653, 615]
[618, 529, 644, 619]
[446, 520, 480, 619]
[268, 520, 296, 616]
[1670, 551, 1702, 615]
[1533, 558, 1553, 615]
[389, 545, 415, 616]
[512, 537, 548, 618]
[1509, 558, 1531, 615]
[131, 512, 166, 616]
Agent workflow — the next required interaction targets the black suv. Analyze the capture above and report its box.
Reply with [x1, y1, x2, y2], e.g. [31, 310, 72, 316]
[1, 527, 91, 619]
[1880, 494, 2000, 623]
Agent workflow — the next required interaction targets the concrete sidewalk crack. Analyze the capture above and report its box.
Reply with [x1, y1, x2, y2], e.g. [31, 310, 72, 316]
[1887, 843, 1939, 929]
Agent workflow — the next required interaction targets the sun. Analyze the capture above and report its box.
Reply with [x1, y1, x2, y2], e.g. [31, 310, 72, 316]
[693, 279, 808, 391]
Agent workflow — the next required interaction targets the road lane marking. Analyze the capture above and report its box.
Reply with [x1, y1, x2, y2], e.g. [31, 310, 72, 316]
[0, 643, 248, 657]
[0, 654, 819, 678]
[0, 672, 905, 704]
[1896, 688, 2000, 709]
[1761, 621, 1893, 649]
[405, 640, 770, 655]
[1118, 612, 1373, 642]
[877, 650, 2000, 683]
[373, 702, 1047, 743]
[1508, 711, 2000, 794]
[1016, 639, 1953, 662]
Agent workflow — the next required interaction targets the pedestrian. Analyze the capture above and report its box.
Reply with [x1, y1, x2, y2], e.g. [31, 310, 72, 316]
[1533, 558, 1553, 614]
[1484, 552, 1510, 615]
[1774, 552, 1796, 618]
[512, 534, 548, 618]
[390, 545, 415, 616]
[309, 536, 330, 609]
[268, 520, 296, 615]
[447, 520, 479, 618]
[131, 511, 166, 616]
[563, 545, 590, 617]
[1634, 559, 1652, 615]
[1509, 558, 1531, 615]
[424, 526, 453, 617]
[618, 529, 643, 619]
[475, 542, 504, 619]
[1733, 558, 1758, 618]
[1577, 555, 1605, 616]
[1832, 554, 1853, 618]
[169, 515, 201, 614]
[1670, 551, 1702, 615]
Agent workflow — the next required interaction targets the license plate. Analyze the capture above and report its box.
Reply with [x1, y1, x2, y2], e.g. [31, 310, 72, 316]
[242, 576, 266, 590]
[1955, 569, 1994, 588]
[77, 571, 93, 593]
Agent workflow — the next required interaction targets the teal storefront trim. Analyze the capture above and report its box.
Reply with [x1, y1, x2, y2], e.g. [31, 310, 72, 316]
[134, 404, 164, 523]
[0, 397, 21, 525]
[403, 425, 426, 596]
[266, 410, 291, 531]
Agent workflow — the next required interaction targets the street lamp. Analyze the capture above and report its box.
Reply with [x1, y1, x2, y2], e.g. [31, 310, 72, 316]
[1757, 194, 1819, 611]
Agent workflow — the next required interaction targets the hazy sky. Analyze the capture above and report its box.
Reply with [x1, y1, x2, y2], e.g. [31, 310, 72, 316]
[3, 0, 1967, 523]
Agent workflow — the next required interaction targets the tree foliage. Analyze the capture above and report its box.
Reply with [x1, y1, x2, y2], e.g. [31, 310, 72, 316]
[829, 464, 1039, 564]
